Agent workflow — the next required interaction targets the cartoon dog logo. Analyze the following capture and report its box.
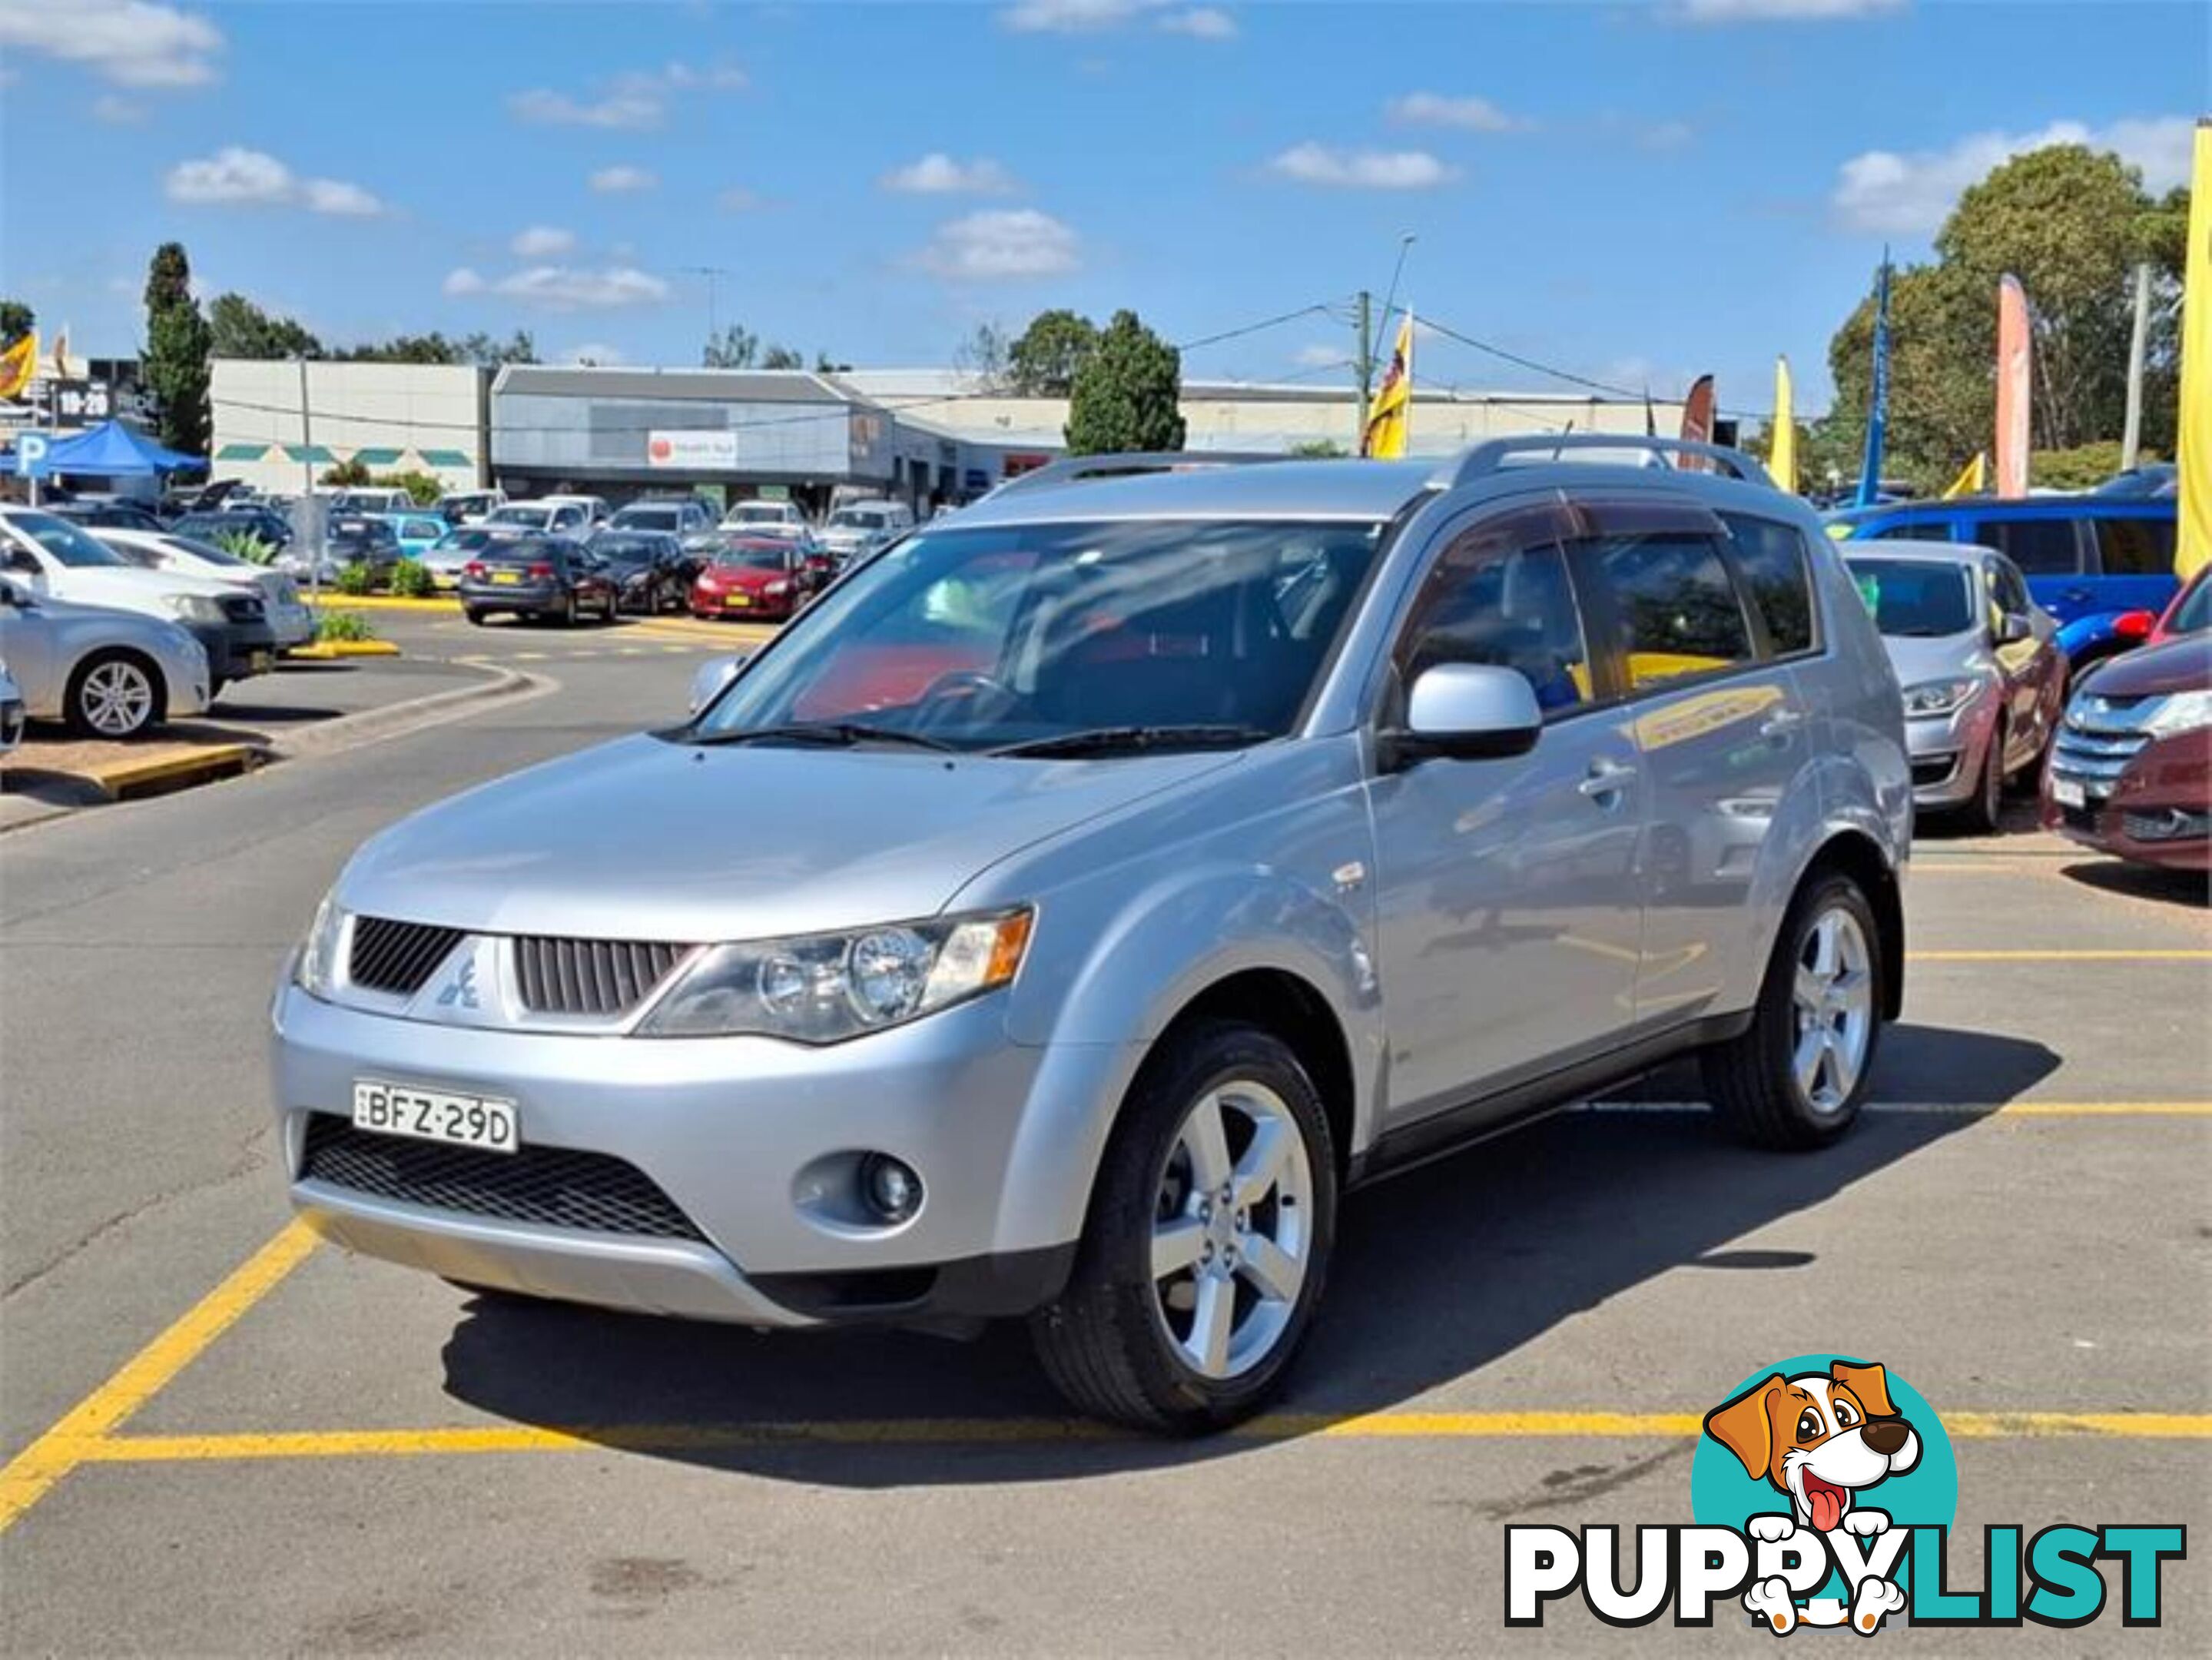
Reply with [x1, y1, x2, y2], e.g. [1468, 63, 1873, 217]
[1705, 1360, 1922, 1634]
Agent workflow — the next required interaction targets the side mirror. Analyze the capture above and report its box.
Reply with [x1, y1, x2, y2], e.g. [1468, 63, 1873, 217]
[1995, 611, 2035, 646]
[1379, 663, 1544, 771]
[687, 652, 748, 715]
[0, 578, 32, 611]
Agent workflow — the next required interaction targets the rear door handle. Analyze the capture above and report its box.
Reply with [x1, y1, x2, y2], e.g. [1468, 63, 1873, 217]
[1579, 758, 1637, 803]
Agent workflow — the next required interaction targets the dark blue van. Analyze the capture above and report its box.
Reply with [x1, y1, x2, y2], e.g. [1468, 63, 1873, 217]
[1827, 496, 2177, 678]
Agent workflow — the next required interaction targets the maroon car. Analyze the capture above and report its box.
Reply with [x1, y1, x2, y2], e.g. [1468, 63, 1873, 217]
[2042, 632, 2210, 870]
[689, 539, 821, 621]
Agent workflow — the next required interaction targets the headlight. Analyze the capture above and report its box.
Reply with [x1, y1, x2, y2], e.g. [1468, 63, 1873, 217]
[1901, 676, 1983, 719]
[765, 579, 791, 596]
[164, 594, 225, 624]
[640, 907, 1033, 1041]
[2143, 689, 2212, 736]
[294, 889, 347, 999]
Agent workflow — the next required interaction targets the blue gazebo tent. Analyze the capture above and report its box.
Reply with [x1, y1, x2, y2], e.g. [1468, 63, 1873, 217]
[41, 420, 206, 476]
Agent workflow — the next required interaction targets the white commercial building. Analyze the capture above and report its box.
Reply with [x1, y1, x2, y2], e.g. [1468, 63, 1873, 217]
[210, 360, 489, 496]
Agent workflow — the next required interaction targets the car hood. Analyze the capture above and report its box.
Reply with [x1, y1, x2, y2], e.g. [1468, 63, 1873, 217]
[337, 733, 1243, 940]
[37, 566, 243, 608]
[1879, 629, 1991, 686]
[2080, 634, 2210, 698]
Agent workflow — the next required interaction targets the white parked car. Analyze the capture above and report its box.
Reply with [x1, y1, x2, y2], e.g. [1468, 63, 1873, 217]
[0, 661, 23, 755]
[0, 576, 211, 739]
[0, 507, 277, 697]
[96, 529, 317, 652]
[435, 489, 506, 525]
[540, 493, 611, 526]
[486, 502, 593, 536]
[818, 499, 915, 566]
[330, 488, 416, 516]
[721, 498, 809, 535]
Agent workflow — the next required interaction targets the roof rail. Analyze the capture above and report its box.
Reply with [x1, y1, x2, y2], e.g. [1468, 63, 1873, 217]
[1428, 434, 1773, 490]
[986, 450, 1287, 498]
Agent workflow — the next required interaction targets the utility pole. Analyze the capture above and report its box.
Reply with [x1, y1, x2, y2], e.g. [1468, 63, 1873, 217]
[297, 354, 321, 605]
[685, 266, 733, 357]
[1354, 289, 1372, 451]
[2121, 261, 2152, 471]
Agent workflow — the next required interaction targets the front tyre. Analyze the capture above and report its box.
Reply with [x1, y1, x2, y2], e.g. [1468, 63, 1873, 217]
[1703, 872, 1885, 1150]
[1030, 1021, 1337, 1433]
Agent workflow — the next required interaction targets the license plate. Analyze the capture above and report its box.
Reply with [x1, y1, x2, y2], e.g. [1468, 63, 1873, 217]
[352, 1080, 518, 1154]
[492, 570, 522, 586]
[725, 594, 752, 608]
[2051, 777, 2086, 809]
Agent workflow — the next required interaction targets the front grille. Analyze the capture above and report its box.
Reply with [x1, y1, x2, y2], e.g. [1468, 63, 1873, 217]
[2049, 721, 2150, 800]
[219, 593, 266, 623]
[301, 1114, 705, 1240]
[513, 936, 688, 1017]
[349, 917, 465, 995]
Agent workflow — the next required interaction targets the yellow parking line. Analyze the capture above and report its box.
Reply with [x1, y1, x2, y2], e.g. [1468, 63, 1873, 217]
[63, 1409, 2212, 1466]
[0, 1220, 319, 1533]
[1908, 949, 2211, 962]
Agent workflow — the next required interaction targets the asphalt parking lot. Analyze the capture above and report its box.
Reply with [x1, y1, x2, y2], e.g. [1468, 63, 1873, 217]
[2, 607, 2205, 1655]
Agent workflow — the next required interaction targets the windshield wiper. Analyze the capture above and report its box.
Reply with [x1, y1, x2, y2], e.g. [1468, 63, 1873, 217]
[686, 722, 960, 753]
[989, 724, 1271, 759]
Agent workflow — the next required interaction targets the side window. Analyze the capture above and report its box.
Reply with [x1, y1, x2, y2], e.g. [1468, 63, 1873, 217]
[2090, 516, 2174, 576]
[1720, 513, 1817, 656]
[1976, 517, 2081, 575]
[1587, 532, 1755, 691]
[1869, 520, 1941, 542]
[1988, 556, 2031, 620]
[1396, 528, 1592, 716]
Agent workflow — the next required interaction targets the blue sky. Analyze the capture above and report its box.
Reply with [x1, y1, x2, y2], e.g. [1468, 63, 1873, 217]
[1, 0, 2203, 415]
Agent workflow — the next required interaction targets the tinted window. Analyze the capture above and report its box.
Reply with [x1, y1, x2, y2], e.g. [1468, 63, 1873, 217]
[2089, 515, 2174, 576]
[1844, 558, 1975, 637]
[1590, 533, 1754, 689]
[1398, 533, 1590, 715]
[1869, 520, 1944, 542]
[1975, 516, 2081, 574]
[2167, 574, 2210, 635]
[1720, 514, 1816, 655]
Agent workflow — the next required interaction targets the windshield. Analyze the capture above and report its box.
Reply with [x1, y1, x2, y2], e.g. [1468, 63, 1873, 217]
[1847, 558, 1976, 637]
[7, 510, 130, 568]
[595, 535, 666, 563]
[716, 546, 790, 571]
[2168, 574, 2211, 636]
[830, 507, 890, 530]
[489, 506, 550, 527]
[730, 503, 794, 523]
[691, 517, 1385, 754]
[163, 535, 250, 567]
[615, 506, 681, 529]
[433, 528, 497, 552]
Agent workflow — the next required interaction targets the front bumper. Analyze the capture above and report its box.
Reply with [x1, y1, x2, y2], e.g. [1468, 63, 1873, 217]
[270, 984, 1118, 1327]
[1904, 696, 1998, 808]
[2044, 729, 2211, 870]
[185, 619, 280, 684]
[692, 589, 794, 619]
[268, 601, 316, 650]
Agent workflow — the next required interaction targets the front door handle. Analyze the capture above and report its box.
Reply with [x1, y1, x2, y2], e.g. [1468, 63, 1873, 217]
[1759, 708, 1805, 742]
[1579, 757, 1637, 804]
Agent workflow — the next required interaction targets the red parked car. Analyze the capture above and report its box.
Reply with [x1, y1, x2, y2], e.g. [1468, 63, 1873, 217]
[2144, 563, 2210, 646]
[689, 540, 822, 621]
[2042, 631, 2210, 871]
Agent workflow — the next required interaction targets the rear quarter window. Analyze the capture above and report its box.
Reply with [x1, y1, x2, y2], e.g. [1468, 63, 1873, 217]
[1972, 516, 2082, 575]
[1720, 513, 1817, 655]
[2088, 515, 2175, 576]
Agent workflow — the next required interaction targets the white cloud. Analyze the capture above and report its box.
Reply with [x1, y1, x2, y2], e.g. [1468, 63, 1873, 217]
[509, 88, 664, 129]
[1833, 116, 2194, 234]
[0, 0, 224, 88]
[164, 146, 386, 215]
[914, 209, 1081, 281]
[511, 225, 577, 258]
[1674, 0, 1905, 19]
[442, 268, 486, 297]
[589, 165, 658, 194]
[1267, 143, 1458, 191]
[1157, 7, 1236, 38]
[718, 187, 761, 212]
[489, 267, 672, 311]
[91, 93, 145, 124]
[1000, 0, 1236, 36]
[880, 153, 1019, 195]
[1292, 344, 1345, 368]
[1386, 91, 1521, 132]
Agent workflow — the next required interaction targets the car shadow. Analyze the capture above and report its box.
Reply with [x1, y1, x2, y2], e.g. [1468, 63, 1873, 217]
[437, 1023, 2058, 1487]
[2054, 858, 2210, 910]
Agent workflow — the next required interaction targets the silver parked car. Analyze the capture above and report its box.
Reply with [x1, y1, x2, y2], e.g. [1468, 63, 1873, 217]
[1843, 542, 2064, 832]
[0, 576, 211, 739]
[272, 438, 1909, 1432]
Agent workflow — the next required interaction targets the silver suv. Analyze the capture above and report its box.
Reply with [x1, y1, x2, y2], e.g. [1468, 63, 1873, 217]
[273, 439, 1909, 1432]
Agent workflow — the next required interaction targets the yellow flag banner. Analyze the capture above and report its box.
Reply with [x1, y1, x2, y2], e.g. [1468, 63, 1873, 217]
[1769, 356, 1796, 493]
[1361, 314, 1414, 460]
[0, 332, 36, 401]
[2177, 119, 2210, 581]
[1941, 453, 1988, 499]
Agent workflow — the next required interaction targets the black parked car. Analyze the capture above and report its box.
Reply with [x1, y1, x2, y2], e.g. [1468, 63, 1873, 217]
[46, 498, 167, 533]
[171, 506, 293, 552]
[325, 516, 403, 585]
[589, 529, 691, 613]
[457, 536, 618, 626]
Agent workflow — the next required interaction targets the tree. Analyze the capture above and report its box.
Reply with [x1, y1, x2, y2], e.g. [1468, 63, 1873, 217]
[459, 329, 536, 367]
[143, 241, 211, 455]
[0, 299, 32, 346]
[1009, 309, 1099, 396]
[320, 456, 372, 486]
[703, 324, 757, 368]
[1289, 438, 1348, 457]
[952, 320, 1008, 389]
[1065, 309, 1184, 455]
[208, 293, 322, 360]
[760, 343, 804, 370]
[814, 350, 853, 374]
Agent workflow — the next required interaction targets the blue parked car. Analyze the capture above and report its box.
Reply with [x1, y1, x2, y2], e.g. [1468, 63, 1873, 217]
[1827, 496, 2177, 682]
[375, 511, 449, 564]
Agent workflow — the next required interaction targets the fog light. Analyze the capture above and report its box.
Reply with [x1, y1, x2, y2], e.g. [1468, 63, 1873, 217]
[860, 1154, 922, 1223]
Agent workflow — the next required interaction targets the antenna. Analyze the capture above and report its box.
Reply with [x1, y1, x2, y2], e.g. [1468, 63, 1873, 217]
[682, 266, 734, 345]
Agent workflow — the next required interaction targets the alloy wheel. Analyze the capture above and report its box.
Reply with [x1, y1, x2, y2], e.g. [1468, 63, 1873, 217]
[1149, 1081, 1315, 1379]
[81, 659, 155, 736]
[1790, 908, 1875, 1113]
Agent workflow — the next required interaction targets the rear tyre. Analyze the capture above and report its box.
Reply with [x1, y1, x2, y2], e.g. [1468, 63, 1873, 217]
[560, 593, 579, 628]
[1702, 872, 1885, 1150]
[64, 649, 163, 739]
[1029, 1021, 1337, 1433]
[1956, 720, 2005, 835]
